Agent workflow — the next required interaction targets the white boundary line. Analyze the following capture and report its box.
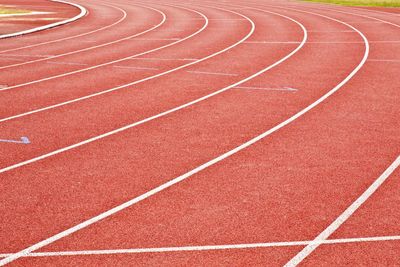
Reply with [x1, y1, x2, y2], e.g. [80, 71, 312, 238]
[1, 234, 400, 258]
[0, 4, 208, 122]
[0, 6, 310, 265]
[187, 70, 238, 76]
[0, 0, 87, 40]
[128, 57, 198, 61]
[234, 86, 298, 92]
[368, 59, 400, 62]
[286, 156, 400, 266]
[0, 11, 51, 18]
[0, 2, 128, 54]
[0, 4, 166, 71]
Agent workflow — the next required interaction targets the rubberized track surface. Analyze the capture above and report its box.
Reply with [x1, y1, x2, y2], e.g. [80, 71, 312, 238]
[0, 0, 399, 266]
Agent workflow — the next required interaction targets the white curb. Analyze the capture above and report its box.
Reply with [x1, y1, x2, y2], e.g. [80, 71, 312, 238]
[0, 0, 87, 39]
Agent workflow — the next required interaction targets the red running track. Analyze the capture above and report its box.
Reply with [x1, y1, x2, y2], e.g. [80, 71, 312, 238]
[0, 0, 399, 266]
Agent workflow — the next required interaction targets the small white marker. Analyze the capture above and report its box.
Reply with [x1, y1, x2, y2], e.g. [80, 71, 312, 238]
[187, 70, 238, 76]
[0, 136, 30, 144]
[234, 86, 298, 92]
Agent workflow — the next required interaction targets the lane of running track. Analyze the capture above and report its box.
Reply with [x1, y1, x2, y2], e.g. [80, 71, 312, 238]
[1, 1, 399, 266]
[9, 1, 398, 263]
[274, 4, 400, 265]
[0, 0, 117, 51]
[0, 0, 308, 254]
[2, 2, 387, 265]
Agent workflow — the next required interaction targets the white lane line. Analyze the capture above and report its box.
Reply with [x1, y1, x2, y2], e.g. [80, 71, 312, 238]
[0, 0, 87, 40]
[154, 29, 185, 32]
[0, 136, 30, 144]
[128, 57, 198, 61]
[129, 38, 181, 41]
[187, 70, 238, 76]
[0, 11, 51, 18]
[368, 59, 400, 63]
[111, 66, 159, 70]
[0, 5, 209, 122]
[0, 2, 127, 54]
[2, 59, 160, 69]
[0, 57, 25, 62]
[48, 62, 159, 70]
[0, 8, 308, 265]
[209, 18, 248, 20]
[286, 156, 400, 266]
[47, 61, 88, 66]
[0, 5, 166, 71]
[368, 40, 400, 43]
[245, 40, 400, 44]
[244, 41, 300, 44]
[305, 41, 396, 44]
[9, 17, 66, 21]
[0, 54, 53, 58]
[308, 30, 355, 32]
[1, 234, 400, 258]
[29, 60, 161, 69]
[347, 21, 385, 24]
[234, 86, 298, 92]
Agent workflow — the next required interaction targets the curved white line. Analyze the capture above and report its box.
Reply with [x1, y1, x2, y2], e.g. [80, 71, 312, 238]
[0, 4, 209, 122]
[0, 11, 49, 18]
[0, 0, 87, 40]
[0, 5, 166, 71]
[0, 4, 255, 161]
[0, 6, 310, 265]
[0, 2, 128, 54]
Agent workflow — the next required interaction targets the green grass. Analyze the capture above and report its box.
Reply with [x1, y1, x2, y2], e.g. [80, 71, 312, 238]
[304, 0, 400, 7]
